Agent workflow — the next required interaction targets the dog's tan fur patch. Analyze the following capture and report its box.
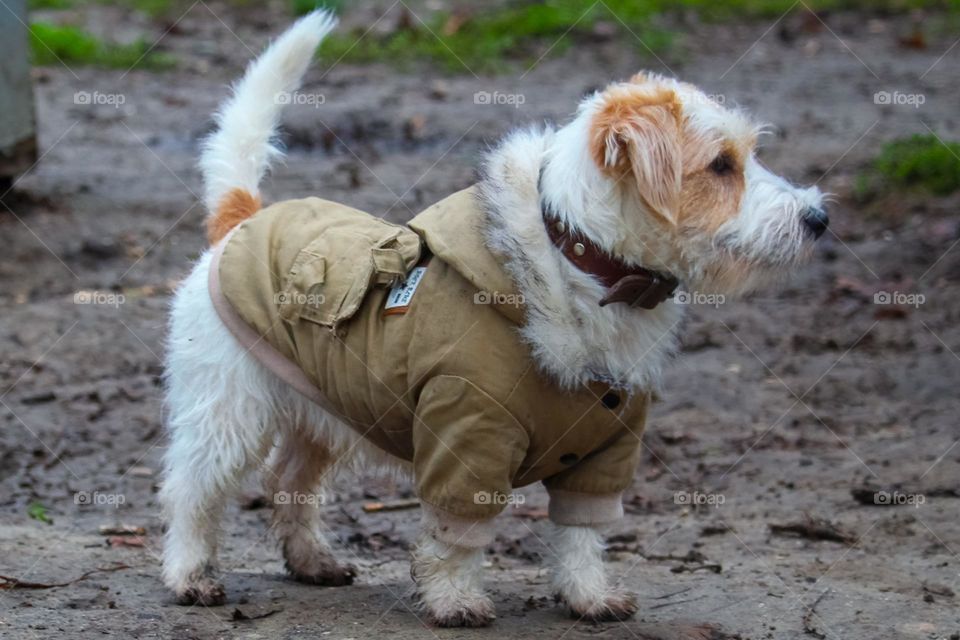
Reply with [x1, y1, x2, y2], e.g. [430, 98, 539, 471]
[679, 136, 748, 234]
[207, 188, 261, 244]
[588, 84, 683, 224]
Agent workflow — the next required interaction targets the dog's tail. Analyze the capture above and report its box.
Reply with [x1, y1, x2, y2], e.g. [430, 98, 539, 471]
[200, 10, 337, 244]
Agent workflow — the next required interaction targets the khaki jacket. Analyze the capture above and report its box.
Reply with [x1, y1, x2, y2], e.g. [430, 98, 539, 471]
[210, 187, 649, 545]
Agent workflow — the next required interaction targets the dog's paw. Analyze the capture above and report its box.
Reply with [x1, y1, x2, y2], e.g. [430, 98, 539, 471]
[285, 559, 357, 587]
[175, 575, 226, 606]
[283, 538, 357, 586]
[426, 597, 496, 628]
[563, 590, 638, 622]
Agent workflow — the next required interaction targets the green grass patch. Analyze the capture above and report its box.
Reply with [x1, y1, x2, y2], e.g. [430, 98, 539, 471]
[28, 0, 198, 17]
[318, 0, 679, 73]
[29, 22, 175, 70]
[28, 0, 75, 9]
[292, 0, 345, 17]
[315, 0, 960, 72]
[683, 0, 960, 18]
[870, 134, 960, 196]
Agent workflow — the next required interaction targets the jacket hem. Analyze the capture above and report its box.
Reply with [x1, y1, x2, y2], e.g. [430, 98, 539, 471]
[209, 234, 330, 407]
[420, 502, 496, 548]
[546, 489, 624, 526]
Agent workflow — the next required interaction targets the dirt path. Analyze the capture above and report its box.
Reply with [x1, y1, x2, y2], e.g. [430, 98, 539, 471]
[1, 5, 959, 639]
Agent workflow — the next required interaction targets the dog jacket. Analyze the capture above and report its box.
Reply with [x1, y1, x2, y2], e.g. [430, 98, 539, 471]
[209, 187, 650, 545]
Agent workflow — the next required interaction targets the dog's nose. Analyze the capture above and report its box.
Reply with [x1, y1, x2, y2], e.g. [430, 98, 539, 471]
[801, 207, 829, 239]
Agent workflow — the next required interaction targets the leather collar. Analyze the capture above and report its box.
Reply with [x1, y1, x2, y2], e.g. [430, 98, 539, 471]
[542, 203, 679, 309]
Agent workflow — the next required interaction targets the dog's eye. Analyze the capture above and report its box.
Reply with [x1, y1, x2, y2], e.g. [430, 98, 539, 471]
[709, 153, 735, 175]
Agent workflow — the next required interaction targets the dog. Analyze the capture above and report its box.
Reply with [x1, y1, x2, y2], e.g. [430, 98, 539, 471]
[160, 10, 827, 627]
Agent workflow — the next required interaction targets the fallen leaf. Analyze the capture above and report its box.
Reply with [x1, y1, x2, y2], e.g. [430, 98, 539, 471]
[108, 536, 146, 548]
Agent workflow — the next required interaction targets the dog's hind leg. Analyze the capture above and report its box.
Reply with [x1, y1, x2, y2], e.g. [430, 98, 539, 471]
[161, 252, 276, 605]
[267, 425, 356, 586]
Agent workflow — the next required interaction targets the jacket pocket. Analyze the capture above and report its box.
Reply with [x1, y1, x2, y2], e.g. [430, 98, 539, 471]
[277, 222, 421, 328]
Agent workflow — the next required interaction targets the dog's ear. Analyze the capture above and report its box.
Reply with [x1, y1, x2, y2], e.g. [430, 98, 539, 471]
[590, 85, 683, 226]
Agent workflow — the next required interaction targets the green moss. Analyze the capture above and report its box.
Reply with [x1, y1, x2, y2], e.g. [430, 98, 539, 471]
[28, 0, 76, 9]
[315, 0, 960, 73]
[29, 22, 175, 70]
[318, 0, 674, 73]
[871, 134, 960, 196]
[292, 0, 345, 17]
[27, 502, 53, 525]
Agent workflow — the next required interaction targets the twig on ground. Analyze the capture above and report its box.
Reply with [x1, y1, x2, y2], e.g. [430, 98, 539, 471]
[802, 589, 830, 639]
[770, 514, 856, 544]
[0, 563, 132, 590]
[362, 498, 419, 512]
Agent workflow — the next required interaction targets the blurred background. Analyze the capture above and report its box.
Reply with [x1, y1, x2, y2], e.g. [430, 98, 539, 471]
[1, 1, 959, 638]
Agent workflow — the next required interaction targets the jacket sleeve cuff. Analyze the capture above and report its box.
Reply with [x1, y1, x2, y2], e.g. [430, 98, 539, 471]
[546, 489, 624, 526]
[421, 502, 496, 548]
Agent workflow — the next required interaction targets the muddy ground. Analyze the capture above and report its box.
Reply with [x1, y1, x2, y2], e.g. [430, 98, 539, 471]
[1, 3, 959, 639]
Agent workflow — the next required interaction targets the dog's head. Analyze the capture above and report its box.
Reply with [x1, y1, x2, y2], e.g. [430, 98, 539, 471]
[543, 72, 826, 297]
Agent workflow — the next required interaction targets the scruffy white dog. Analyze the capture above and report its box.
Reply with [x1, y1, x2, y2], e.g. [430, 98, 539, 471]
[161, 11, 827, 627]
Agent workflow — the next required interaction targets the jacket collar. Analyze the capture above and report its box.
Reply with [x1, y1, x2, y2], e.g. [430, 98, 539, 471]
[408, 187, 526, 325]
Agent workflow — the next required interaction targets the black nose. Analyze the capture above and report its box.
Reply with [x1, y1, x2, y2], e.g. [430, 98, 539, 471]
[801, 207, 829, 239]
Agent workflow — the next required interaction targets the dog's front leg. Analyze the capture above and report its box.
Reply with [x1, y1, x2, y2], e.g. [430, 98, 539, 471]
[548, 523, 638, 621]
[411, 522, 495, 627]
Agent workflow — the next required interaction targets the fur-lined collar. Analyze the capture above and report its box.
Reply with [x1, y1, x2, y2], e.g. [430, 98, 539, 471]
[477, 127, 684, 392]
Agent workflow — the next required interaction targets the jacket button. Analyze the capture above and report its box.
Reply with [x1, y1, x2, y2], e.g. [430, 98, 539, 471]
[601, 391, 621, 410]
[559, 453, 579, 466]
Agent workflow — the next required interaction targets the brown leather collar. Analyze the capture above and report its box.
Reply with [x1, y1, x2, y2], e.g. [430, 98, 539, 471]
[542, 205, 679, 309]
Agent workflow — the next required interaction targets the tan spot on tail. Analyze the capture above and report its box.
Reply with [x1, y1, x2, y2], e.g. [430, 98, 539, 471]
[207, 189, 261, 244]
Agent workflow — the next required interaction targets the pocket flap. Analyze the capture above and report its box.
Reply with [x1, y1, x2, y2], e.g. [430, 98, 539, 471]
[278, 219, 421, 328]
[371, 247, 409, 285]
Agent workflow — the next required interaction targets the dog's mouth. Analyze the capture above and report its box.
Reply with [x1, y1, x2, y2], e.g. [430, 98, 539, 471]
[685, 232, 817, 297]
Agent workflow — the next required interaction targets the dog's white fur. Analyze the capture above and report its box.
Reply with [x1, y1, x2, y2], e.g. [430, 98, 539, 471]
[199, 10, 337, 213]
[481, 128, 684, 390]
[161, 10, 824, 625]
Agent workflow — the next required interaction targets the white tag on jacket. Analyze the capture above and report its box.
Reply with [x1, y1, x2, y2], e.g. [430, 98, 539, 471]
[384, 266, 427, 315]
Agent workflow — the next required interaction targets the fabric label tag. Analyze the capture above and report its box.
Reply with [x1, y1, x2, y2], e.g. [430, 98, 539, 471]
[384, 266, 427, 315]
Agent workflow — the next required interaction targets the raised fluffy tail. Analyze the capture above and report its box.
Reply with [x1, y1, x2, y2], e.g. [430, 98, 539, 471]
[200, 10, 337, 244]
